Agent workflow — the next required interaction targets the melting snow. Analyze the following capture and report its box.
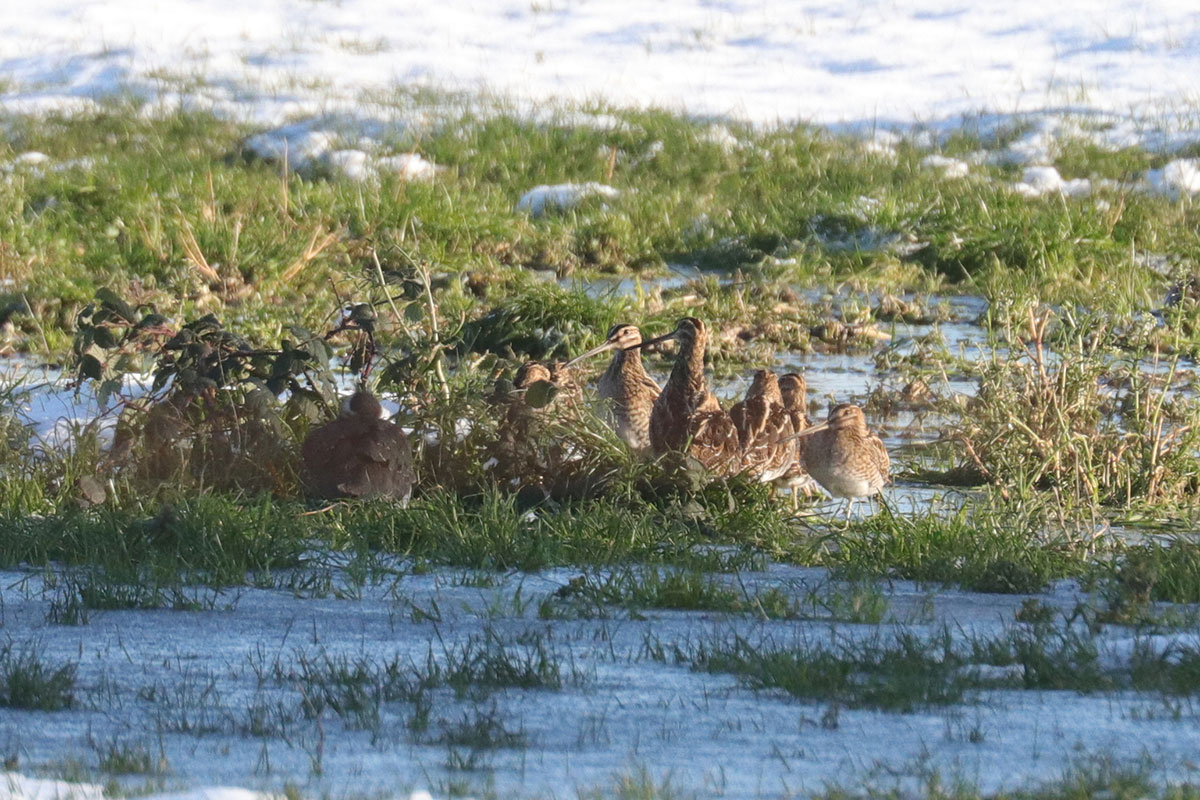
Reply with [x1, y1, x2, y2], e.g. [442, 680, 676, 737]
[2, 0, 1200, 149]
[516, 182, 621, 216]
[1145, 158, 1200, 199]
[919, 154, 970, 179]
[1012, 165, 1094, 198]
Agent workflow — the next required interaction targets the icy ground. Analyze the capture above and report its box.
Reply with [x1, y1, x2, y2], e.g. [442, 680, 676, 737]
[4, 3, 1200, 796]
[3, 0, 1200, 144]
[6, 561, 1200, 800]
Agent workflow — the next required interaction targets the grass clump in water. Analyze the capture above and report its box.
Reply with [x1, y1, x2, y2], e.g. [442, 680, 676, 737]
[0, 642, 76, 711]
[671, 629, 971, 712]
[657, 617, 1200, 714]
[827, 502, 1085, 593]
[953, 305, 1200, 513]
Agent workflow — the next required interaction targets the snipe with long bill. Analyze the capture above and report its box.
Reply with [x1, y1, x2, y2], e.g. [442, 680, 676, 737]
[566, 323, 661, 456]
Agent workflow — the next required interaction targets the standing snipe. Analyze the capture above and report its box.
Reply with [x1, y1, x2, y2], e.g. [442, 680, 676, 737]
[301, 388, 414, 504]
[636, 317, 741, 474]
[774, 372, 816, 507]
[729, 369, 795, 482]
[567, 324, 661, 456]
[792, 403, 889, 517]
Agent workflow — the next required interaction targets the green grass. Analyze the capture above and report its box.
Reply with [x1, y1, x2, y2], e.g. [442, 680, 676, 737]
[0, 642, 76, 711]
[825, 502, 1090, 593]
[814, 753, 1200, 800]
[540, 568, 888, 622]
[1, 97, 1195, 356]
[652, 617, 1200, 715]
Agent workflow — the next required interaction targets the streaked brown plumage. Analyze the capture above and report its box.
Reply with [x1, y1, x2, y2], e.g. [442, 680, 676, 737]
[490, 359, 584, 488]
[301, 389, 414, 503]
[793, 403, 889, 516]
[566, 324, 661, 456]
[729, 369, 795, 482]
[638, 317, 741, 474]
[512, 360, 583, 408]
[774, 372, 817, 506]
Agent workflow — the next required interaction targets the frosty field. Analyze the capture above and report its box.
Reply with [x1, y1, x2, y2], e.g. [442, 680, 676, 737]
[5, 1, 1200, 798]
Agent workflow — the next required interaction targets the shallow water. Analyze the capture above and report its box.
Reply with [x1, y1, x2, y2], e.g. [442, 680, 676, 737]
[3, 291, 1199, 797]
[3, 560, 1199, 799]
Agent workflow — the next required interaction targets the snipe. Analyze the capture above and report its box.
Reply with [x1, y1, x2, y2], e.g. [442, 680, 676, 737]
[791, 403, 889, 517]
[636, 317, 741, 474]
[489, 359, 584, 488]
[567, 323, 661, 456]
[729, 369, 795, 482]
[301, 388, 414, 503]
[774, 372, 817, 507]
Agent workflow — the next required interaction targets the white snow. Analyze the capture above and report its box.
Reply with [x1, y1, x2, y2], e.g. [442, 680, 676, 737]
[324, 148, 371, 181]
[0, 774, 105, 800]
[243, 122, 339, 170]
[1012, 165, 1094, 198]
[516, 182, 621, 216]
[920, 154, 970, 179]
[377, 153, 439, 182]
[2, 0, 1199, 148]
[1145, 158, 1200, 198]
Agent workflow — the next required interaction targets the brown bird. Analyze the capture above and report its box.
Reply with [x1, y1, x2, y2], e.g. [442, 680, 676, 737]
[729, 369, 795, 482]
[567, 324, 661, 456]
[636, 317, 741, 475]
[489, 359, 584, 488]
[790, 403, 889, 517]
[510, 360, 583, 407]
[774, 372, 817, 507]
[301, 388, 414, 503]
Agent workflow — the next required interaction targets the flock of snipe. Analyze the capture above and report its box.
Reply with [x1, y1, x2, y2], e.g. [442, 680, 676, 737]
[301, 316, 890, 516]
[565, 317, 890, 514]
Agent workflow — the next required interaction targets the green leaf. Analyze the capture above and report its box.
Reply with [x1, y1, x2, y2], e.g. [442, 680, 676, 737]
[95, 287, 136, 324]
[78, 354, 103, 382]
[97, 379, 123, 407]
[524, 379, 557, 409]
[92, 326, 120, 349]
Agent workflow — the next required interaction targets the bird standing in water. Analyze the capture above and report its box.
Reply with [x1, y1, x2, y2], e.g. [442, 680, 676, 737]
[566, 324, 661, 456]
[729, 369, 795, 482]
[774, 372, 816, 507]
[636, 317, 741, 475]
[301, 388, 414, 504]
[791, 403, 889, 517]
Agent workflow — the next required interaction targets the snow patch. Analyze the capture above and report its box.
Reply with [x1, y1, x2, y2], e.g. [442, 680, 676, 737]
[700, 124, 740, 153]
[324, 148, 371, 181]
[141, 790, 282, 800]
[0, 774, 104, 800]
[1145, 159, 1200, 198]
[10, 151, 50, 169]
[1012, 165, 1092, 198]
[243, 122, 338, 171]
[862, 130, 902, 158]
[920, 154, 970, 178]
[378, 152, 439, 181]
[516, 182, 621, 216]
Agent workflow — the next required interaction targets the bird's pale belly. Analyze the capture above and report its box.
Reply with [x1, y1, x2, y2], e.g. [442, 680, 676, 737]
[807, 463, 876, 498]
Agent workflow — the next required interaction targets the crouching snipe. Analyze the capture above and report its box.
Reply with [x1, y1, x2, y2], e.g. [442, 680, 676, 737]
[301, 389, 414, 504]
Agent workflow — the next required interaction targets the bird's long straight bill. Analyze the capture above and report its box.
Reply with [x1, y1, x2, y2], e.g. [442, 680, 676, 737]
[625, 329, 676, 350]
[781, 419, 831, 442]
[565, 339, 617, 366]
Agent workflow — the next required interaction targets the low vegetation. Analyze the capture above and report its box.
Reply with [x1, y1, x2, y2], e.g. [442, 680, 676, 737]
[6, 94, 1200, 797]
